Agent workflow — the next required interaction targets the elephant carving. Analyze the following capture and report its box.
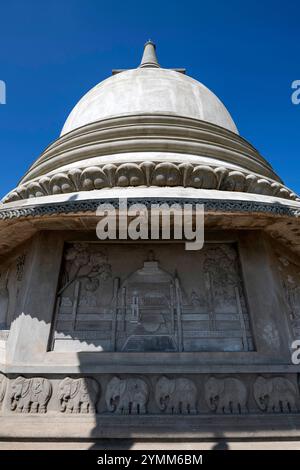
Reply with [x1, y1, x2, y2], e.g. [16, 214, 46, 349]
[58, 377, 100, 413]
[253, 376, 298, 413]
[10, 376, 52, 413]
[105, 376, 149, 414]
[155, 376, 197, 414]
[205, 376, 247, 414]
[0, 372, 8, 408]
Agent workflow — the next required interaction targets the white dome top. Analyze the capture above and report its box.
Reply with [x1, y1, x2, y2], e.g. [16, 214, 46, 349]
[61, 43, 238, 136]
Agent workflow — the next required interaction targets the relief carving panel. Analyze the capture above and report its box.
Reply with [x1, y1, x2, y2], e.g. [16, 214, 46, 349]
[52, 242, 253, 353]
[277, 255, 300, 338]
[0, 374, 299, 416]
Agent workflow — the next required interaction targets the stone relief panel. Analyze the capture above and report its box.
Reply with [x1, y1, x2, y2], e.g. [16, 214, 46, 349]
[52, 242, 253, 353]
[0, 374, 299, 416]
[277, 255, 300, 338]
[10, 377, 52, 413]
[105, 376, 149, 415]
[204, 376, 248, 414]
[0, 250, 27, 336]
[58, 377, 100, 413]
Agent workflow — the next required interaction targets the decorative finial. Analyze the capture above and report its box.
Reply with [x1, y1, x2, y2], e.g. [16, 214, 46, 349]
[139, 40, 160, 68]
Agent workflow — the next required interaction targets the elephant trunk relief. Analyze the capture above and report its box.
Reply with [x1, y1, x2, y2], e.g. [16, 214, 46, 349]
[254, 376, 298, 413]
[155, 376, 197, 414]
[105, 377, 149, 415]
[205, 377, 248, 414]
[58, 377, 100, 413]
[10, 377, 52, 413]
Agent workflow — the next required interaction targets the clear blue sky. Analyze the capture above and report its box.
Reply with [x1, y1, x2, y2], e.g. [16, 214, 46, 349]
[0, 0, 299, 198]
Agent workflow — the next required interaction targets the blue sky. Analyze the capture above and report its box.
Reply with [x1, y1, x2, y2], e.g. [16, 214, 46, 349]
[0, 0, 299, 198]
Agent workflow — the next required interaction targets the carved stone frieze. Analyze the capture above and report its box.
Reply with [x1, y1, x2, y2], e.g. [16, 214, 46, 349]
[3, 161, 298, 203]
[0, 374, 299, 416]
[0, 199, 299, 222]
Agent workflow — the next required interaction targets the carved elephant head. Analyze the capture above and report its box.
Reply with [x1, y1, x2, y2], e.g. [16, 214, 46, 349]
[59, 378, 80, 402]
[155, 376, 175, 410]
[10, 377, 30, 409]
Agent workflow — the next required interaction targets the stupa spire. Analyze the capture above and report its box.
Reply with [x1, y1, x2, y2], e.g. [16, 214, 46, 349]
[139, 40, 160, 68]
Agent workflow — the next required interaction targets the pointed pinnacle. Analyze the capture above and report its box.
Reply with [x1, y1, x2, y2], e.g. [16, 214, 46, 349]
[139, 40, 160, 68]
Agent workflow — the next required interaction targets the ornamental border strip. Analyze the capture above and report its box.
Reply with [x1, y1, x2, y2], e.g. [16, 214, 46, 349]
[0, 198, 299, 220]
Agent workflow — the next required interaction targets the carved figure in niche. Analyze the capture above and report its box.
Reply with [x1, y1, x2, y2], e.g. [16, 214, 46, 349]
[155, 376, 197, 414]
[0, 269, 9, 329]
[0, 372, 8, 409]
[10, 377, 52, 413]
[58, 243, 111, 296]
[105, 376, 149, 414]
[58, 377, 100, 413]
[253, 376, 298, 413]
[205, 376, 248, 414]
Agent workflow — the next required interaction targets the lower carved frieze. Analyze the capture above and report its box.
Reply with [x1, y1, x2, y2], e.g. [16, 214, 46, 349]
[0, 372, 299, 416]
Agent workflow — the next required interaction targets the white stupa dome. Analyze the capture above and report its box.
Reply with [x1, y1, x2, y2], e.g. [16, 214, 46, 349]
[61, 42, 238, 136]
